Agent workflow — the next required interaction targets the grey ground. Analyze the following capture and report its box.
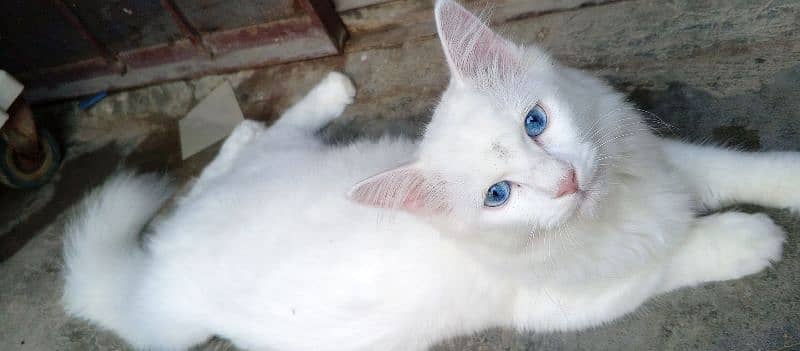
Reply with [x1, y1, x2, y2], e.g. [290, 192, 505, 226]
[1, 0, 799, 350]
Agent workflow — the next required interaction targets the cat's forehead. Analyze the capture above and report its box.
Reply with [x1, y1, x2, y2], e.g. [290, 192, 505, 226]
[466, 65, 558, 111]
[420, 93, 523, 171]
[428, 89, 514, 136]
[418, 59, 565, 170]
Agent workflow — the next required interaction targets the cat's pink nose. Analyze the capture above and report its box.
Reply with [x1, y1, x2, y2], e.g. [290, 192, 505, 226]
[555, 168, 579, 198]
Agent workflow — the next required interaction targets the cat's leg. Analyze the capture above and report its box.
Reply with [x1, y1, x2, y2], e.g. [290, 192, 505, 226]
[190, 120, 266, 192]
[660, 212, 785, 293]
[190, 72, 354, 195]
[200, 72, 354, 169]
[660, 138, 800, 212]
[266, 71, 356, 138]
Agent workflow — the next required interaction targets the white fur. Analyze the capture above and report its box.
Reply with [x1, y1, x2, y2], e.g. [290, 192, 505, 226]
[62, 1, 792, 350]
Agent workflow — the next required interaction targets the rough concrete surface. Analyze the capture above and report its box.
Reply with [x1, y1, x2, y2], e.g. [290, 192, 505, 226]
[1, 0, 800, 350]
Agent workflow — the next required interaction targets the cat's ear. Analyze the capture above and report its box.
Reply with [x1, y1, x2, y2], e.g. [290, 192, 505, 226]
[434, 0, 518, 83]
[347, 162, 448, 215]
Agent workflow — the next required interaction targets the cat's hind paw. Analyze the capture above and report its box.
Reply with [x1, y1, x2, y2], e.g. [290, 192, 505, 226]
[320, 71, 356, 103]
[222, 120, 265, 155]
[310, 72, 356, 117]
[276, 72, 356, 131]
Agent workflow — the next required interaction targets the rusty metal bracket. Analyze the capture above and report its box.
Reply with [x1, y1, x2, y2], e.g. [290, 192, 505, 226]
[21, 0, 349, 103]
[159, 0, 215, 57]
[300, 0, 349, 52]
[52, 0, 126, 75]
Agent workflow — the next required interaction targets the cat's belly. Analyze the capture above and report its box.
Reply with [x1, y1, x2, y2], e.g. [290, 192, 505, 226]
[144, 202, 510, 350]
[138, 137, 517, 348]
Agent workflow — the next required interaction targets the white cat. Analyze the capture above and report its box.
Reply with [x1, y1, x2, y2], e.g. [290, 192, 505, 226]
[62, 1, 795, 350]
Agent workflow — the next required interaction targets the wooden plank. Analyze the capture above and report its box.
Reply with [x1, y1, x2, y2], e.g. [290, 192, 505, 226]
[172, 0, 298, 32]
[333, 0, 394, 12]
[339, 0, 621, 52]
[235, 0, 800, 143]
[335, 0, 798, 97]
[499, 0, 800, 95]
[341, 0, 620, 33]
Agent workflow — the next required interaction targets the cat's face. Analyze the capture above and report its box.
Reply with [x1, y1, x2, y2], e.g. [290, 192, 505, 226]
[350, 0, 635, 237]
[421, 78, 602, 232]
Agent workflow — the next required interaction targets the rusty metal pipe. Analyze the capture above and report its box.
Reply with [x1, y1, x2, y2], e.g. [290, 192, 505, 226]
[2, 98, 43, 172]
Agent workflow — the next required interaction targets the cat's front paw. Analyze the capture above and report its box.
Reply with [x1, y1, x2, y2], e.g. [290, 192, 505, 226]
[663, 212, 786, 293]
[712, 212, 785, 279]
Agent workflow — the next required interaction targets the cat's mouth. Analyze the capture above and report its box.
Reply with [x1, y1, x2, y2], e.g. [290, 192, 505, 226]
[572, 166, 604, 217]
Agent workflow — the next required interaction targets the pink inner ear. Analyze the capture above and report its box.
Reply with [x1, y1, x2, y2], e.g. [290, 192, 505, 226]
[400, 180, 427, 211]
[348, 164, 449, 215]
[435, 0, 518, 82]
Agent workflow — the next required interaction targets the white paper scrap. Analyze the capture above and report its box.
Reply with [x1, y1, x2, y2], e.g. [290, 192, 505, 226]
[179, 81, 244, 160]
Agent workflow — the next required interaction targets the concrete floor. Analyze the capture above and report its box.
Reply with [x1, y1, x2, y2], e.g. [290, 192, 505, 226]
[2, 0, 800, 350]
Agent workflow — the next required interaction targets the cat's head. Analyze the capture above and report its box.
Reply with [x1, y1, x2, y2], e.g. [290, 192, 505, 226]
[349, 0, 640, 239]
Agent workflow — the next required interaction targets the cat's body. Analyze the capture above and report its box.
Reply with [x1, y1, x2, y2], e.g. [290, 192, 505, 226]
[63, 1, 794, 350]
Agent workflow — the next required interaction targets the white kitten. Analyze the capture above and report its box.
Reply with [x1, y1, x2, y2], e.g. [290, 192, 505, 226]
[62, 1, 795, 350]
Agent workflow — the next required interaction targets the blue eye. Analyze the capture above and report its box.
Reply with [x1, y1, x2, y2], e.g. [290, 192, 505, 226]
[524, 105, 548, 137]
[484, 181, 511, 207]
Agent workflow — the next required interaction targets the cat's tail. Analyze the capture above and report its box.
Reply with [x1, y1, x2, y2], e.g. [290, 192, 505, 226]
[62, 172, 173, 339]
[660, 138, 800, 212]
